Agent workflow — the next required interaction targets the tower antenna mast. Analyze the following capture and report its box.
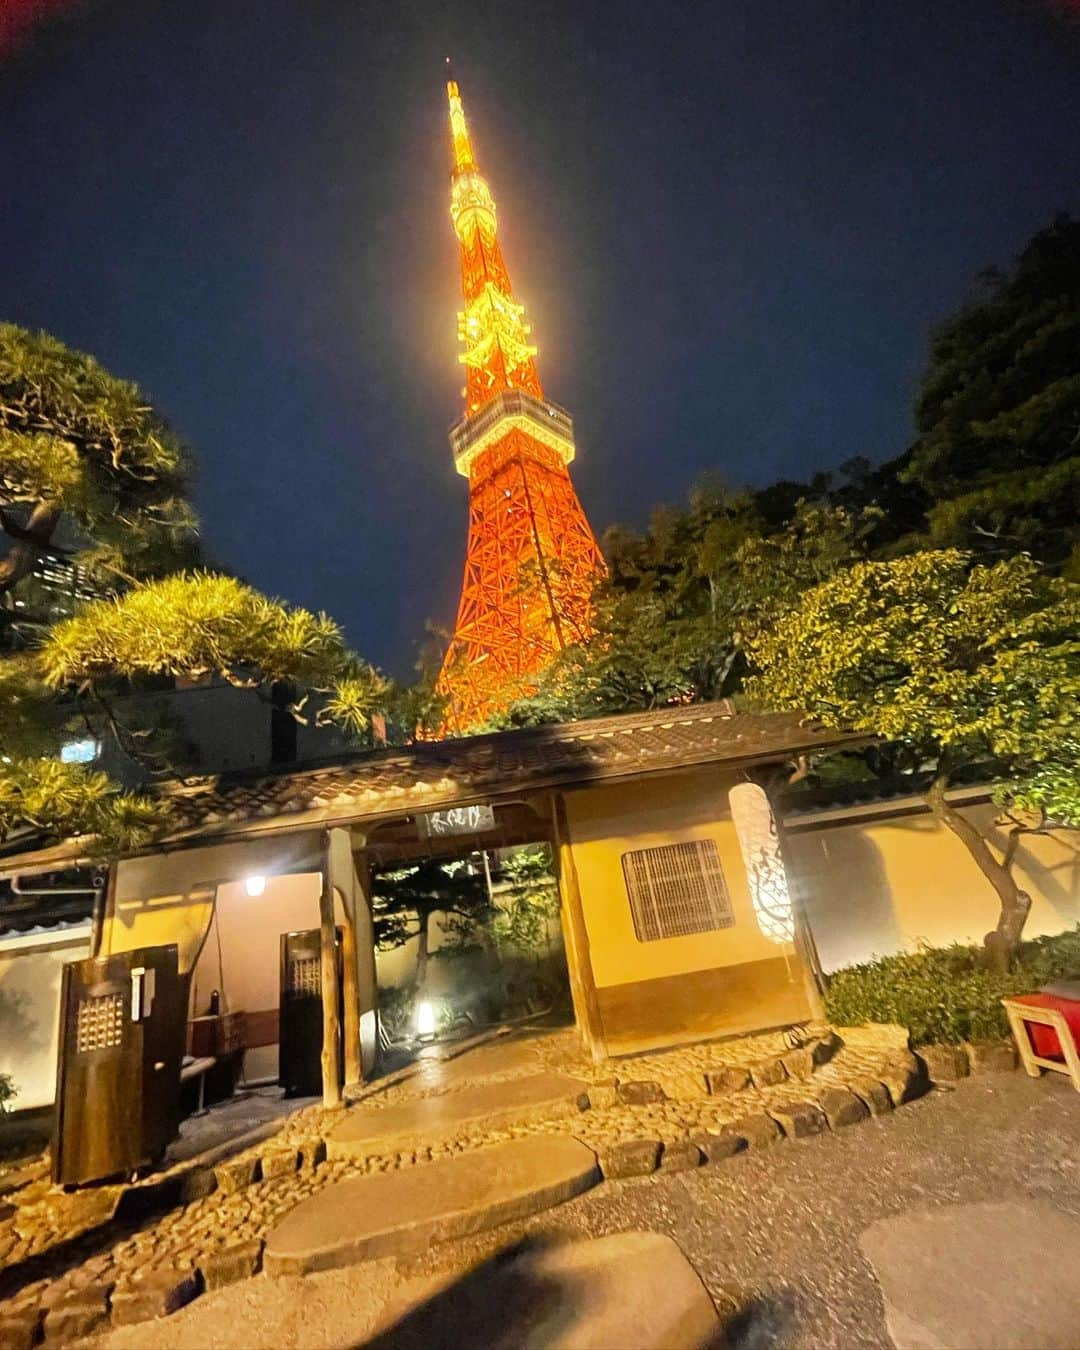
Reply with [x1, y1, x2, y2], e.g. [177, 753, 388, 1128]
[433, 78, 605, 733]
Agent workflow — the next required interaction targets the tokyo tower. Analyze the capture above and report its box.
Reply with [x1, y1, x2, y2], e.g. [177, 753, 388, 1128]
[435, 77, 605, 733]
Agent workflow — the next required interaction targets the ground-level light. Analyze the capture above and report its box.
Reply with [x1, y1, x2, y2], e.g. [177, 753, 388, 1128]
[416, 1000, 437, 1037]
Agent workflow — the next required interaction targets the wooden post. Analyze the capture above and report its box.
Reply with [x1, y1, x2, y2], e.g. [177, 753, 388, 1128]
[318, 833, 343, 1108]
[352, 844, 380, 1079]
[550, 793, 606, 1062]
[340, 908, 361, 1088]
[327, 826, 362, 1088]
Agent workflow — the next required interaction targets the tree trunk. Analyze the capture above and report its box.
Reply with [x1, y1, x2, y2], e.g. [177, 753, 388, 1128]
[925, 770, 1031, 972]
[412, 913, 430, 995]
[0, 503, 60, 593]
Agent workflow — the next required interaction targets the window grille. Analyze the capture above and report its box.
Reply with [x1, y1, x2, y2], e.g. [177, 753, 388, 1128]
[286, 956, 321, 997]
[621, 839, 734, 942]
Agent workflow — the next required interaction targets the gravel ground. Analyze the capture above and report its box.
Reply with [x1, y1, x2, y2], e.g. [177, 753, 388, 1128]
[82, 1069, 1080, 1349]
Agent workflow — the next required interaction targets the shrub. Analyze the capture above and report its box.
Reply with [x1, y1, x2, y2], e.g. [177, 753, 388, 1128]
[0, 1071, 16, 1114]
[825, 928, 1080, 1046]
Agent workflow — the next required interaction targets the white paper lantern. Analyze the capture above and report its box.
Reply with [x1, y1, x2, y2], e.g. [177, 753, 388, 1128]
[729, 782, 795, 944]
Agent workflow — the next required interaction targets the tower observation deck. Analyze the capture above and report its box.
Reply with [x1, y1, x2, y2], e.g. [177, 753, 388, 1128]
[435, 78, 605, 732]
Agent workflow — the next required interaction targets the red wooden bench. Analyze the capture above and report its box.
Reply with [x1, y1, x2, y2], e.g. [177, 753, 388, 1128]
[1002, 991, 1080, 1093]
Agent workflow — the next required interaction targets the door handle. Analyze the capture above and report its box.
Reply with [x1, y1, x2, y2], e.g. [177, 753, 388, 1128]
[130, 966, 157, 1022]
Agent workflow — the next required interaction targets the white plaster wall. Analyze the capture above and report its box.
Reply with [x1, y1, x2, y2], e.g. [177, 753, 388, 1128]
[190, 873, 322, 1082]
[788, 803, 1080, 973]
[0, 928, 92, 1110]
[110, 835, 321, 973]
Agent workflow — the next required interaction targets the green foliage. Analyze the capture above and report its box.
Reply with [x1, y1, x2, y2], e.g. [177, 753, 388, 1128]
[0, 1071, 15, 1114]
[746, 550, 1080, 822]
[825, 930, 1080, 1045]
[371, 860, 488, 953]
[490, 845, 561, 954]
[372, 846, 560, 998]
[0, 322, 197, 583]
[905, 215, 1080, 568]
[44, 572, 336, 688]
[0, 328, 389, 855]
[926, 458, 1080, 572]
[492, 492, 879, 730]
[996, 743, 1080, 829]
[386, 628, 450, 743]
[36, 570, 386, 736]
[0, 757, 167, 854]
[374, 984, 417, 1042]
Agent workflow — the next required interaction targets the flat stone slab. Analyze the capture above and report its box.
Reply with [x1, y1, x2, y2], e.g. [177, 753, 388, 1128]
[417, 1037, 541, 1082]
[374, 1230, 720, 1349]
[327, 1071, 588, 1157]
[264, 1134, 600, 1275]
[860, 1200, 1080, 1349]
[89, 1231, 715, 1349]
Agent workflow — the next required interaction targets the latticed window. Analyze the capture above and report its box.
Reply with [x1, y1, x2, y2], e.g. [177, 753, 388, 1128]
[621, 839, 735, 942]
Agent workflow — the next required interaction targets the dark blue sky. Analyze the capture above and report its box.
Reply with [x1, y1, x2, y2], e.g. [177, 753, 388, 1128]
[3, 1, 1079, 678]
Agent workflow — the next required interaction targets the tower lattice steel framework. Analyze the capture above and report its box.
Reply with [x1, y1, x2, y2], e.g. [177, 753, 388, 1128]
[435, 78, 605, 733]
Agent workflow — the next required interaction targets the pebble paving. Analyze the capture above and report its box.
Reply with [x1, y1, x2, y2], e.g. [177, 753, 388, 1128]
[0, 1020, 916, 1342]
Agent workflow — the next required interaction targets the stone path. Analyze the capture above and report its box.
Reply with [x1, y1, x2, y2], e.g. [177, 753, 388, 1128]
[164, 1087, 314, 1166]
[264, 1135, 600, 1274]
[860, 1199, 1080, 1349]
[74, 1072, 1080, 1350]
[83, 1231, 719, 1350]
[327, 1072, 590, 1158]
[0, 1020, 966, 1343]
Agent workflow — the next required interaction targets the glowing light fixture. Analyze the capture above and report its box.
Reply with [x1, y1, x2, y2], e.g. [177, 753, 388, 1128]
[60, 737, 99, 765]
[728, 783, 796, 944]
[416, 1000, 437, 1037]
[244, 875, 267, 898]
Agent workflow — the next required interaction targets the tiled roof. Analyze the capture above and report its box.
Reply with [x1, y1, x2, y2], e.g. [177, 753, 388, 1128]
[155, 704, 868, 843]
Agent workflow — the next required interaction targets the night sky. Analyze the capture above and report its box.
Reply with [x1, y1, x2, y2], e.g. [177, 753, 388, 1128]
[2, 2, 1079, 679]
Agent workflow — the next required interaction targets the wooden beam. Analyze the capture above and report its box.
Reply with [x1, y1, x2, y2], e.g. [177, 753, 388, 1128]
[549, 793, 606, 1062]
[318, 832, 342, 1108]
[339, 890, 361, 1088]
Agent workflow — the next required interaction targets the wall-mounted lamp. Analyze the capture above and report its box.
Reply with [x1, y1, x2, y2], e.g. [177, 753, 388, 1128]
[244, 875, 267, 897]
[729, 782, 795, 944]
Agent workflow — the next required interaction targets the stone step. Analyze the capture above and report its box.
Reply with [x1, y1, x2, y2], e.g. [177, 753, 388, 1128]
[327, 1071, 590, 1159]
[371, 1230, 720, 1349]
[263, 1134, 600, 1276]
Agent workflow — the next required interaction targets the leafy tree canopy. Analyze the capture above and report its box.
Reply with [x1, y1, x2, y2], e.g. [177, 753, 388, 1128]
[0, 326, 386, 855]
[490, 490, 880, 729]
[906, 215, 1080, 572]
[747, 549, 1079, 965]
[0, 323, 197, 600]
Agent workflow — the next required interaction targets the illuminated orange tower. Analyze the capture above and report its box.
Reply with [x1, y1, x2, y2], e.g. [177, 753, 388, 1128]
[436, 77, 605, 732]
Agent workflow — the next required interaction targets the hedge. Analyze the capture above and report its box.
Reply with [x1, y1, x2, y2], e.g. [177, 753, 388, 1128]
[824, 928, 1080, 1046]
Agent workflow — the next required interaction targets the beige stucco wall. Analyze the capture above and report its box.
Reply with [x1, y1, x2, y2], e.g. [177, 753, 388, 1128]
[108, 835, 321, 974]
[0, 927, 92, 1110]
[106, 833, 325, 1083]
[189, 872, 323, 1081]
[562, 768, 815, 1054]
[787, 801, 1080, 973]
[564, 769, 797, 987]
